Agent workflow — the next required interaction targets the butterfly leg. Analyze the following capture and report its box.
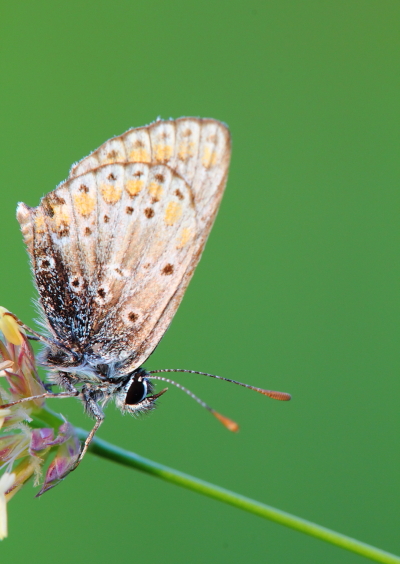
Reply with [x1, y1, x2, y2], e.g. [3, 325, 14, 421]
[56, 371, 81, 393]
[71, 391, 105, 471]
[0, 390, 79, 409]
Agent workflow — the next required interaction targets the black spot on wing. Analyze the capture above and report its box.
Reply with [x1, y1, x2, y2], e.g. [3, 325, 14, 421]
[162, 264, 174, 275]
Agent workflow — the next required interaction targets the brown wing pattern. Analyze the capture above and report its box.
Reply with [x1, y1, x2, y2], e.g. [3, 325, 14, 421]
[17, 118, 230, 372]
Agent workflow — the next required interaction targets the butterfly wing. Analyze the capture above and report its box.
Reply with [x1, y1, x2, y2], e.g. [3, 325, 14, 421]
[17, 118, 230, 372]
[70, 118, 231, 367]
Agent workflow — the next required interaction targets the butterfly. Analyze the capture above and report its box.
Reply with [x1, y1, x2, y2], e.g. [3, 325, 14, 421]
[4, 118, 290, 470]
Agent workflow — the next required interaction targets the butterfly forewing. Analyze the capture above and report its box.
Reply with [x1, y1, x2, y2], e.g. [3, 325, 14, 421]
[17, 118, 230, 371]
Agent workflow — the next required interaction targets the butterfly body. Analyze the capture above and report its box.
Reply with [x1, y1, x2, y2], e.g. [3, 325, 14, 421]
[5, 117, 289, 475]
[16, 118, 231, 421]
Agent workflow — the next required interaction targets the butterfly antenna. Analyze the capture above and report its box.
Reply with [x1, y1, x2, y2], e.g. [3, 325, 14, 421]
[147, 375, 239, 432]
[148, 369, 291, 401]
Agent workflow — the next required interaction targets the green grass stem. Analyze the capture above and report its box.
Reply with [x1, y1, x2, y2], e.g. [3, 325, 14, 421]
[33, 407, 400, 564]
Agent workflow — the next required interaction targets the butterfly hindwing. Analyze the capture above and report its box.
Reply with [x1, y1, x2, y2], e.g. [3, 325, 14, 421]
[69, 118, 230, 232]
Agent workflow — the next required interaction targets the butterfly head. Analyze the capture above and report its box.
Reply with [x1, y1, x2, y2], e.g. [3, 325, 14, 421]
[115, 368, 168, 415]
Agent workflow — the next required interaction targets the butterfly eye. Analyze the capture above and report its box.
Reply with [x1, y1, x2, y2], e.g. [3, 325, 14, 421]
[125, 376, 148, 405]
[116, 371, 166, 414]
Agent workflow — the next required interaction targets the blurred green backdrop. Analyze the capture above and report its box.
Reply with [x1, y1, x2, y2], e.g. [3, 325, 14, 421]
[1, 1, 399, 562]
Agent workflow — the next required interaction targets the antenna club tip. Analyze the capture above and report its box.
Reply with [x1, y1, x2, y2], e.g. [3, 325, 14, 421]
[257, 389, 292, 401]
[212, 411, 239, 432]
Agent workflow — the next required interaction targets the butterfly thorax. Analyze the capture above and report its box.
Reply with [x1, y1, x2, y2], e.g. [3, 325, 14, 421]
[38, 337, 138, 377]
[37, 343, 158, 416]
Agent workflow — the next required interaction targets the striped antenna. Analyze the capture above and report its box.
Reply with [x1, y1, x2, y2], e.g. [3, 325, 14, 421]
[147, 374, 239, 432]
[148, 369, 291, 401]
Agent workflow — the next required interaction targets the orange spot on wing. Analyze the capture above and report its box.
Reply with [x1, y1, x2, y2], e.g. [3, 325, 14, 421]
[177, 227, 192, 248]
[177, 141, 195, 162]
[202, 146, 218, 169]
[125, 179, 144, 197]
[34, 214, 46, 232]
[100, 183, 122, 204]
[153, 144, 173, 163]
[164, 201, 182, 226]
[148, 182, 163, 201]
[129, 149, 150, 162]
[73, 193, 95, 217]
[52, 207, 71, 228]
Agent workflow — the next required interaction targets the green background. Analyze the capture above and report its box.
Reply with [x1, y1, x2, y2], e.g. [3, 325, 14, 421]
[1, 2, 399, 562]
